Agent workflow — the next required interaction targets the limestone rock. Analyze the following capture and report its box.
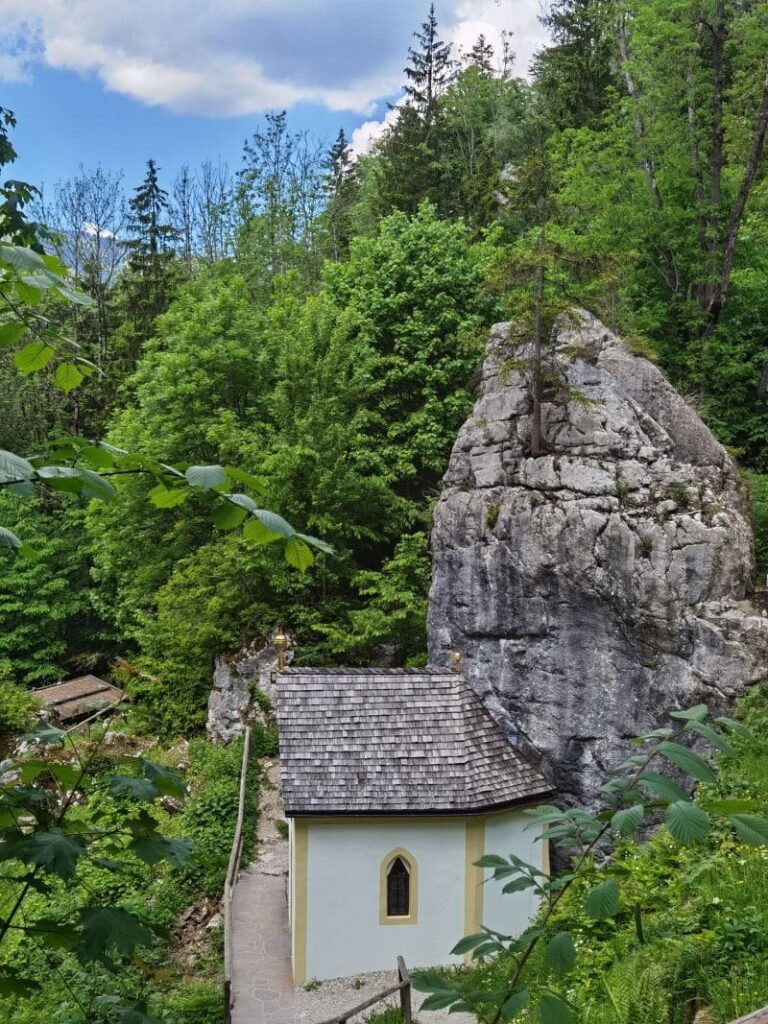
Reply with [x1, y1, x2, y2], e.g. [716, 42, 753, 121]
[206, 628, 293, 742]
[428, 311, 768, 803]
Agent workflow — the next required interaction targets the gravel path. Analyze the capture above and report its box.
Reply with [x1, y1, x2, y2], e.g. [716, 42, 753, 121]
[232, 759, 476, 1024]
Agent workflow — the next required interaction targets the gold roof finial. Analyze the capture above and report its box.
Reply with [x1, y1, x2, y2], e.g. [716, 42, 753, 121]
[453, 650, 462, 675]
[275, 627, 287, 673]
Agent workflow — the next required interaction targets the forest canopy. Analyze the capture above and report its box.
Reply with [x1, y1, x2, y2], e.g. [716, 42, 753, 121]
[2, 0, 768, 732]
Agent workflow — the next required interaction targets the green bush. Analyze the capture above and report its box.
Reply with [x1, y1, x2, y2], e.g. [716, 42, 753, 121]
[153, 980, 223, 1024]
[0, 679, 39, 737]
[748, 471, 768, 582]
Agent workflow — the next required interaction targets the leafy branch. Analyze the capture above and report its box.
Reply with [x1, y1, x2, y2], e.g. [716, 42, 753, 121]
[413, 704, 767, 1024]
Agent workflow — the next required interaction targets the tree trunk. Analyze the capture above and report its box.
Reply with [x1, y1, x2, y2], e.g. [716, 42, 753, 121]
[701, 65, 768, 340]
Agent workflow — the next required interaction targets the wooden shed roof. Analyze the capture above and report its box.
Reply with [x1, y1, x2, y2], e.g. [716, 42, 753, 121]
[276, 668, 552, 816]
[33, 675, 124, 721]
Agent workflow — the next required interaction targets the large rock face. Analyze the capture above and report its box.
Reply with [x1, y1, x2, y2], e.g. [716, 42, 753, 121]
[428, 311, 768, 802]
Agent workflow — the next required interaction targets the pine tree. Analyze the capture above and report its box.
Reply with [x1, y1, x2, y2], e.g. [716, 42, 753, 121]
[324, 128, 357, 259]
[532, 0, 618, 128]
[118, 159, 178, 361]
[467, 33, 495, 76]
[127, 159, 177, 265]
[404, 3, 454, 115]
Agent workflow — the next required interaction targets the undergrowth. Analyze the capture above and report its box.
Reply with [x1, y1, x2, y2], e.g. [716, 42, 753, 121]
[454, 687, 768, 1024]
[0, 733, 259, 1023]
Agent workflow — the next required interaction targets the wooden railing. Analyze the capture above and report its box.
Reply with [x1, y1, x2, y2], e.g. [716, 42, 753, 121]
[317, 957, 412, 1024]
[731, 1009, 768, 1023]
[223, 726, 252, 1024]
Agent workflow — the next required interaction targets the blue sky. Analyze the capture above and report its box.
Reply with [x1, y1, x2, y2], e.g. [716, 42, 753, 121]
[0, 1, 546, 193]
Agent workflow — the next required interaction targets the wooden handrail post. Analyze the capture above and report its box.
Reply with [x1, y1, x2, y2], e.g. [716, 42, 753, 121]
[397, 957, 412, 1024]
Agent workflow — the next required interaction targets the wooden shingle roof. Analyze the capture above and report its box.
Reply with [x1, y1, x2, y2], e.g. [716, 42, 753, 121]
[34, 676, 124, 721]
[276, 668, 552, 816]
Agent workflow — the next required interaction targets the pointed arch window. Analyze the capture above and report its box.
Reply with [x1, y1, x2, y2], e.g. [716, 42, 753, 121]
[387, 856, 410, 917]
[380, 849, 418, 925]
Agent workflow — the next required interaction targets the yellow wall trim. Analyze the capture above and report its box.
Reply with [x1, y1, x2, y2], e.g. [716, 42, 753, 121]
[293, 820, 308, 985]
[463, 818, 485, 959]
[291, 805, 540, 827]
[379, 848, 419, 925]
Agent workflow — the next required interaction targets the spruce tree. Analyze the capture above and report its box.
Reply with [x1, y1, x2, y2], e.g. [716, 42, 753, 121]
[404, 3, 454, 115]
[467, 33, 495, 76]
[118, 159, 178, 361]
[324, 128, 356, 259]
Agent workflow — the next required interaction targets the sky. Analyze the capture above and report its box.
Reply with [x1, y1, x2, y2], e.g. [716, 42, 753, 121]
[0, 0, 548, 194]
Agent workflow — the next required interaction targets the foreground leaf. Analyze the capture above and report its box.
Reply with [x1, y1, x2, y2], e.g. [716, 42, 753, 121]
[730, 814, 768, 847]
[539, 993, 574, 1024]
[657, 741, 715, 783]
[665, 801, 710, 845]
[22, 828, 86, 878]
[78, 907, 155, 962]
[585, 879, 620, 921]
[547, 932, 576, 976]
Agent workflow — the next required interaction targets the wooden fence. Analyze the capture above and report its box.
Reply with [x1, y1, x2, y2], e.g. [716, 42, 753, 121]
[731, 1009, 768, 1024]
[316, 957, 412, 1024]
[222, 726, 252, 1024]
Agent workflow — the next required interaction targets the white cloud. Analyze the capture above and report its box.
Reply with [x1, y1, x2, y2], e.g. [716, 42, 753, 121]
[0, 1, 546, 119]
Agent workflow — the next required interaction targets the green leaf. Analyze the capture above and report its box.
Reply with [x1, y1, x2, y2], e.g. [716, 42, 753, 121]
[78, 907, 154, 962]
[0, 323, 26, 348]
[130, 836, 194, 867]
[184, 464, 227, 490]
[54, 362, 84, 393]
[729, 814, 768, 847]
[0, 970, 38, 996]
[539, 993, 574, 1024]
[585, 879, 620, 921]
[669, 704, 708, 722]
[665, 801, 710, 845]
[0, 449, 34, 482]
[147, 483, 189, 508]
[74, 467, 116, 501]
[13, 341, 55, 372]
[108, 776, 159, 802]
[227, 492, 259, 512]
[411, 971, 448, 992]
[451, 932, 488, 955]
[211, 502, 248, 530]
[705, 798, 757, 815]
[500, 989, 530, 1020]
[296, 532, 335, 555]
[252, 508, 295, 538]
[684, 721, 736, 756]
[657, 741, 715, 783]
[502, 876, 536, 894]
[637, 771, 689, 803]
[24, 920, 78, 950]
[243, 516, 281, 545]
[547, 932, 576, 976]
[47, 762, 81, 789]
[475, 854, 510, 868]
[611, 805, 645, 837]
[141, 759, 187, 798]
[285, 536, 314, 571]
[22, 828, 86, 879]
[21, 725, 66, 746]
[420, 992, 461, 1011]
[715, 716, 752, 739]
[35, 465, 84, 493]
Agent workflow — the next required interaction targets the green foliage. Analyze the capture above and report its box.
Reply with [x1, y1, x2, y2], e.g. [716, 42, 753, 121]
[0, 680, 38, 737]
[415, 701, 768, 1023]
